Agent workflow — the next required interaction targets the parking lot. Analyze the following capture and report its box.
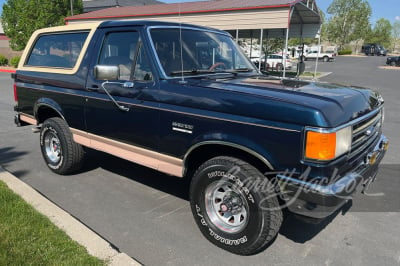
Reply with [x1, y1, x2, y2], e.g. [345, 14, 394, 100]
[1, 55, 399, 265]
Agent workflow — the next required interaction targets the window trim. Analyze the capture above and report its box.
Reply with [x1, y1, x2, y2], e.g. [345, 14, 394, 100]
[19, 23, 101, 74]
[25, 31, 90, 69]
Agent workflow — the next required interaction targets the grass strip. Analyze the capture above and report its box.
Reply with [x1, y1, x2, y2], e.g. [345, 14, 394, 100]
[0, 181, 105, 266]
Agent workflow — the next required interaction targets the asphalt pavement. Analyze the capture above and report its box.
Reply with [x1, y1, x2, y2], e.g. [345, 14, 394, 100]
[1, 56, 399, 266]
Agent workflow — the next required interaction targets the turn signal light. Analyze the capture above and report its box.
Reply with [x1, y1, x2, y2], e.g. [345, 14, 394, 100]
[305, 126, 352, 161]
[305, 131, 336, 160]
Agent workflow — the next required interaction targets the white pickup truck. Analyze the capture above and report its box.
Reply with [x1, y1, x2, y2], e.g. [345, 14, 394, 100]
[304, 50, 335, 62]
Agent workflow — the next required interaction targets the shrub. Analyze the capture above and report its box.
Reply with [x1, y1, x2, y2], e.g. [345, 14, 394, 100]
[338, 50, 352, 55]
[10, 56, 21, 68]
[0, 54, 8, 66]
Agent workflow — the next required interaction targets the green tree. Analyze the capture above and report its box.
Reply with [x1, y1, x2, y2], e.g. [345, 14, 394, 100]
[391, 21, 400, 52]
[326, 0, 371, 50]
[349, 3, 371, 54]
[1, 0, 83, 51]
[366, 18, 392, 48]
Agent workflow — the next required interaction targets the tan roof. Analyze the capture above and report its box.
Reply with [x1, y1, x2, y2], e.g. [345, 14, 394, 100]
[66, 0, 303, 21]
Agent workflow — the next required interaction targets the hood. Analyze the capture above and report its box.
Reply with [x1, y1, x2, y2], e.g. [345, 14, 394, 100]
[189, 75, 383, 127]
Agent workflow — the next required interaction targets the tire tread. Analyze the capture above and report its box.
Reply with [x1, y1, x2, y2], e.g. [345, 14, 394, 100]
[190, 156, 283, 255]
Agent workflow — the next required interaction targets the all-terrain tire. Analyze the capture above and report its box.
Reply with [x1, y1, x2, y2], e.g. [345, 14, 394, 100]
[190, 156, 283, 255]
[40, 117, 85, 175]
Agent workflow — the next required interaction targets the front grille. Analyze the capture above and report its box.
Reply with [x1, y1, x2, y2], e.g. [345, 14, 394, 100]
[350, 110, 382, 159]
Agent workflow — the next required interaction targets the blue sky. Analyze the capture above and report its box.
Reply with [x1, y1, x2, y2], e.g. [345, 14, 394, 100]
[0, 0, 398, 24]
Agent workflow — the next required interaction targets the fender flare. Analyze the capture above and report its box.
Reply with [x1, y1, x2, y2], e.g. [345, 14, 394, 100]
[34, 98, 65, 123]
[183, 140, 275, 175]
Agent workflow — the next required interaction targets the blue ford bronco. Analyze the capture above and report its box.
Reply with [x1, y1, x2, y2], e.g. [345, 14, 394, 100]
[13, 20, 388, 255]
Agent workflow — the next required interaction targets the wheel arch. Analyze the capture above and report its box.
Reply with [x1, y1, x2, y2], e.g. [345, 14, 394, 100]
[34, 98, 65, 124]
[183, 141, 274, 179]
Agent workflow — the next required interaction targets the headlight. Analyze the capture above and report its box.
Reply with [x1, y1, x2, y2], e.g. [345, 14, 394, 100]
[305, 126, 352, 161]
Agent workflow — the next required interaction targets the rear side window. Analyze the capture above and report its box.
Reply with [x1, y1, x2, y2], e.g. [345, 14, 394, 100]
[26, 32, 89, 68]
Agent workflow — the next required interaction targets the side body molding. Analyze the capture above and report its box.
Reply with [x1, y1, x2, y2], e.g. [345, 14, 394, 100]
[70, 128, 184, 177]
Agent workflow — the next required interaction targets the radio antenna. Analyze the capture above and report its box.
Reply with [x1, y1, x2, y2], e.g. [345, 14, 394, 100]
[178, 2, 186, 84]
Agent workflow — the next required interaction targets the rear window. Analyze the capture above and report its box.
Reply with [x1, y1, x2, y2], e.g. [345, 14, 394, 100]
[26, 32, 89, 68]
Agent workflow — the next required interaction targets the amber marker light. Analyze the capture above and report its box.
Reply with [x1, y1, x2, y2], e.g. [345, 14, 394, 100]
[305, 127, 352, 161]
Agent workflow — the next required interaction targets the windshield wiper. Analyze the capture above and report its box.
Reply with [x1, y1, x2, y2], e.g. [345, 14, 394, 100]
[169, 69, 217, 76]
[231, 68, 252, 72]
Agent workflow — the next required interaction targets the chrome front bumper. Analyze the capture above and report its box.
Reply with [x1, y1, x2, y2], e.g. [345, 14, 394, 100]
[277, 135, 389, 219]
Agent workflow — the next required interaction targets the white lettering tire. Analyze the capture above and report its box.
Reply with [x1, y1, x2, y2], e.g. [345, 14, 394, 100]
[190, 156, 282, 255]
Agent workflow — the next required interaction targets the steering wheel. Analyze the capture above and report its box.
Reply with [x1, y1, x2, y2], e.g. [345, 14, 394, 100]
[208, 62, 226, 70]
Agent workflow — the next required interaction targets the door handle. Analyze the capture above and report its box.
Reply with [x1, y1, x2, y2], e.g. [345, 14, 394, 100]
[86, 85, 99, 92]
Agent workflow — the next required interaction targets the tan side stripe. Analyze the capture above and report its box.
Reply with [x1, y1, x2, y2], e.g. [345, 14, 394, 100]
[20, 114, 37, 125]
[70, 128, 184, 177]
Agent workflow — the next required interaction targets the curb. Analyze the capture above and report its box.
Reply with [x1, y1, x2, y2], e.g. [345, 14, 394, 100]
[0, 69, 16, 73]
[378, 66, 400, 70]
[0, 167, 141, 266]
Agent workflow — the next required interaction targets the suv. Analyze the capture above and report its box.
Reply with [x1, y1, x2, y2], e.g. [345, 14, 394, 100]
[362, 44, 387, 56]
[304, 50, 335, 62]
[251, 54, 293, 71]
[13, 21, 388, 255]
[386, 56, 400, 66]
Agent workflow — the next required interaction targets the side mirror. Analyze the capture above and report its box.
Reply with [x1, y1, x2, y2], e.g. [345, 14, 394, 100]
[94, 65, 119, 80]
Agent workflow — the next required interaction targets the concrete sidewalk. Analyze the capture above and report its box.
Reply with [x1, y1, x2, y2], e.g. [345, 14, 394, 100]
[0, 167, 141, 266]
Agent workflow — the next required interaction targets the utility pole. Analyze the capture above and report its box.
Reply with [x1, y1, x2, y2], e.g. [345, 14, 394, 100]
[70, 0, 74, 16]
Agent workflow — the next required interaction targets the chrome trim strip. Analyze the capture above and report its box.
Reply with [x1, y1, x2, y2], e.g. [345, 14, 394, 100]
[70, 128, 184, 177]
[305, 107, 382, 133]
[352, 112, 381, 135]
[172, 127, 193, 134]
[184, 141, 274, 171]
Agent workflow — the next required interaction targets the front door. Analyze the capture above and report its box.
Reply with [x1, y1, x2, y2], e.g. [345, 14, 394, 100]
[84, 28, 160, 157]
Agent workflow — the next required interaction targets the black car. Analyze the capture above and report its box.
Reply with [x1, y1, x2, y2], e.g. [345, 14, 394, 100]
[386, 56, 400, 66]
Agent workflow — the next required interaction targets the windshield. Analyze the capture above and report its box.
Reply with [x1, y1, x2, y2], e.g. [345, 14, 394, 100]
[150, 27, 257, 77]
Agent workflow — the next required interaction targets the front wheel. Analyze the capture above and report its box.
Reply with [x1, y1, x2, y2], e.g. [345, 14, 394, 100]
[40, 117, 85, 175]
[190, 156, 282, 255]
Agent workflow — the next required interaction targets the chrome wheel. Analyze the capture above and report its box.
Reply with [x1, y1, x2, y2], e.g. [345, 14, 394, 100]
[44, 131, 61, 164]
[205, 180, 249, 234]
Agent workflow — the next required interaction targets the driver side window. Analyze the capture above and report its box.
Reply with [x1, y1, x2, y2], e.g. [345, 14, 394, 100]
[98, 31, 153, 81]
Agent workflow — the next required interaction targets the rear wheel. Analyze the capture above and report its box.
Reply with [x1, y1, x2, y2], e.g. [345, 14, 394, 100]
[190, 156, 282, 255]
[323, 56, 329, 62]
[40, 117, 85, 175]
[391, 62, 396, 67]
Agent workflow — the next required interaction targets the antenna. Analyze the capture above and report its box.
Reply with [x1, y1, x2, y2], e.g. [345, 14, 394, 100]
[178, 2, 186, 84]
